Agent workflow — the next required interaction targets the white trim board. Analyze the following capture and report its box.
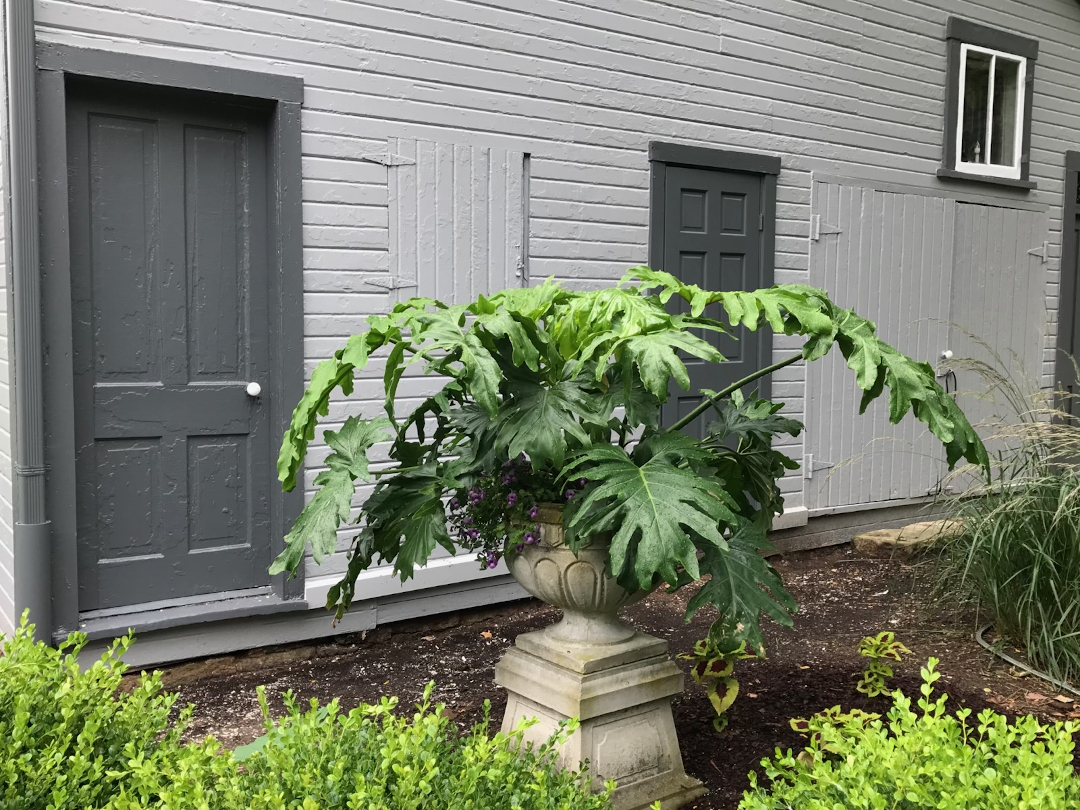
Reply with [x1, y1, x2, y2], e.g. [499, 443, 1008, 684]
[305, 553, 512, 609]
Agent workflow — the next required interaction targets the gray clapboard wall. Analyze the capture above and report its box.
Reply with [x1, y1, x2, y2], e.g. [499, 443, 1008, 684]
[806, 181, 955, 511]
[0, 10, 14, 635]
[17, 0, 1080, 628]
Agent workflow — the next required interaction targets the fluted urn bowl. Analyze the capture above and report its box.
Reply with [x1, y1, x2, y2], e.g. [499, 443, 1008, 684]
[506, 503, 649, 647]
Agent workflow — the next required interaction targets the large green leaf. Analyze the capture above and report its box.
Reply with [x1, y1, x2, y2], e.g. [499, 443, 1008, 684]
[623, 268, 988, 472]
[705, 390, 804, 448]
[494, 369, 612, 469]
[270, 417, 390, 575]
[277, 329, 394, 491]
[361, 461, 458, 581]
[687, 520, 797, 649]
[703, 392, 801, 520]
[564, 434, 739, 589]
[616, 329, 725, 398]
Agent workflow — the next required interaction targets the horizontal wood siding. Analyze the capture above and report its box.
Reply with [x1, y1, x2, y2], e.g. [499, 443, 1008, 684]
[30, 0, 1080, 591]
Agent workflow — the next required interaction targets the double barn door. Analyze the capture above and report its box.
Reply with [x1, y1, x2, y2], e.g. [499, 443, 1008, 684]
[805, 179, 1049, 512]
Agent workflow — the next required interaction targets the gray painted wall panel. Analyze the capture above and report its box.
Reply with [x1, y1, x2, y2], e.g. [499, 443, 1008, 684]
[24, 0, 1080, 621]
[0, 6, 15, 635]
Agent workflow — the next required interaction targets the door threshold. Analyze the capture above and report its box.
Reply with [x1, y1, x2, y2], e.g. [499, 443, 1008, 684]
[68, 590, 308, 644]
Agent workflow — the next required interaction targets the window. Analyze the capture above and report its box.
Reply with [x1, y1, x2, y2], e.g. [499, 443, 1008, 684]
[940, 19, 1038, 188]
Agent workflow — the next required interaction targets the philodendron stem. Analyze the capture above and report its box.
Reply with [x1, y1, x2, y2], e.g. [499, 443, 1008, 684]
[670, 353, 803, 432]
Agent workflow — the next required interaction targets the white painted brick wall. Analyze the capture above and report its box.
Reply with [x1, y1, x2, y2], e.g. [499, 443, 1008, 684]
[27, 0, 1080, 594]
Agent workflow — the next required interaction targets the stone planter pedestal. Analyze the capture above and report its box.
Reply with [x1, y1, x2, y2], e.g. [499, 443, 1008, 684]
[495, 506, 705, 810]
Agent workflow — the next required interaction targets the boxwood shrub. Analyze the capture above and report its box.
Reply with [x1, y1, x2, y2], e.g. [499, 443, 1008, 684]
[739, 658, 1080, 810]
[114, 685, 613, 810]
[0, 616, 610, 810]
[0, 615, 187, 810]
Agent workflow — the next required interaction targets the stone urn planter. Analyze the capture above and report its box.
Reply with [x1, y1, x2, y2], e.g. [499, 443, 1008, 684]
[495, 505, 706, 810]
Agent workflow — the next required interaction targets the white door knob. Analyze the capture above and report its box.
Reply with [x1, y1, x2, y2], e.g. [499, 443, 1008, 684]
[246, 382, 262, 398]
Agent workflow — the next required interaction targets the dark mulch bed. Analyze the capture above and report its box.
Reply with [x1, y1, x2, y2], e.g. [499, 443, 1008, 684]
[154, 544, 1078, 810]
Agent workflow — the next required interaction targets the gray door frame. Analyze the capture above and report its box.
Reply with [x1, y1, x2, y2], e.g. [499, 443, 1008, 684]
[37, 44, 306, 639]
[1056, 151, 1080, 406]
[647, 141, 780, 402]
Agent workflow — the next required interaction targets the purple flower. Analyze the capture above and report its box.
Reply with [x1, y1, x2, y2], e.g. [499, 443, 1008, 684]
[577, 478, 587, 488]
[523, 530, 537, 545]
[469, 488, 485, 504]
[564, 489, 576, 500]
[515, 543, 524, 553]
[507, 492, 518, 506]
[501, 471, 517, 485]
[486, 551, 499, 568]
[467, 528, 479, 540]
[528, 505, 539, 519]
[463, 515, 473, 526]
[449, 497, 460, 510]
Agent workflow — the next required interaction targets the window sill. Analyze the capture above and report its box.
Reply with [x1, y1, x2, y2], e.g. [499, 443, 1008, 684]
[936, 167, 1037, 191]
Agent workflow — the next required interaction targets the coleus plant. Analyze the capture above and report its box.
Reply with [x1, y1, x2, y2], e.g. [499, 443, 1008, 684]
[273, 267, 987, 657]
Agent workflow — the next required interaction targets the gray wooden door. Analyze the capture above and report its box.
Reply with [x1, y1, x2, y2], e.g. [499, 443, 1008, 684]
[657, 166, 772, 437]
[949, 203, 1049, 447]
[67, 80, 273, 611]
[806, 182, 955, 510]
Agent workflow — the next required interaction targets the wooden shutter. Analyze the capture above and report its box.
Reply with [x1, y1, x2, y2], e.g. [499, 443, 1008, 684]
[388, 139, 526, 304]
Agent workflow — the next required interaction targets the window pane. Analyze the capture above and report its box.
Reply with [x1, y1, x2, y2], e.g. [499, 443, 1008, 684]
[990, 57, 1021, 167]
[961, 50, 992, 164]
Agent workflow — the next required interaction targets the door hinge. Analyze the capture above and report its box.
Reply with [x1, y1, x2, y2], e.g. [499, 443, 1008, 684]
[810, 214, 843, 241]
[365, 276, 419, 291]
[803, 453, 835, 480]
[1027, 241, 1049, 264]
[759, 213, 765, 231]
[360, 152, 417, 167]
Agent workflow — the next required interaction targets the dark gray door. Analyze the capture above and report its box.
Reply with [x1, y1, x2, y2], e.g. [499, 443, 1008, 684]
[657, 165, 772, 437]
[1057, 152, 1080, 418]
[67, 79, 273, 611]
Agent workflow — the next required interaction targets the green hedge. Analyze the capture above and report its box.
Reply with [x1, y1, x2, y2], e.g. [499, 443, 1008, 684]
[739, 658, 1080, 810]
[0, 616, 610, 810]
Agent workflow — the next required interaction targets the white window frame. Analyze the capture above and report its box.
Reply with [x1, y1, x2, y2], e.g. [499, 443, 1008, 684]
[954, 42, 1027, 181]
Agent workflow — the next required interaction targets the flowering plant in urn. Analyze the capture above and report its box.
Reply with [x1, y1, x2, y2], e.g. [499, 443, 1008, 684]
[272, 267, 987, 728]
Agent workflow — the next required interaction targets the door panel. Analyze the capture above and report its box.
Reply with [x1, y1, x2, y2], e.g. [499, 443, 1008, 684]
[806, 182, 955, 510]
[949, 203, 1048, 452]
[658, 166, 771, 438]
[68, 80, 273, 611]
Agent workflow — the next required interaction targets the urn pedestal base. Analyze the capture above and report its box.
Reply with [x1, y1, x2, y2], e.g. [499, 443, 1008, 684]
[495, 628, 706, 810]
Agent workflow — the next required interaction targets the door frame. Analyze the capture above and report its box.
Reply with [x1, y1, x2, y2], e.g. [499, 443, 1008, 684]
[1056, 151, 1080, 402]
[647, 141, 780, 400]
[37, 44, 306, 640]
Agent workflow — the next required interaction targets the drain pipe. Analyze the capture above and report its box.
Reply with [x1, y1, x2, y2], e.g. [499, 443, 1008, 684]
[4, 0, 51, 640]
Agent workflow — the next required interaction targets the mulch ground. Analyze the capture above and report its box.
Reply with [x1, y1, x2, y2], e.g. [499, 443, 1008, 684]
[150, 544, 1079, 810]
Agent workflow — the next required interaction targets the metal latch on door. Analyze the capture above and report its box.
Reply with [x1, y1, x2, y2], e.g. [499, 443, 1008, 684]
[802, 453, 835, 480]
[810, 215, 843, 242]
[365, 276, 419, 291]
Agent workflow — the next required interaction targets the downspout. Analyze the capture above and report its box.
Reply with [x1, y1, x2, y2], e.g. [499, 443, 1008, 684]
[4, 0, 50, 640]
